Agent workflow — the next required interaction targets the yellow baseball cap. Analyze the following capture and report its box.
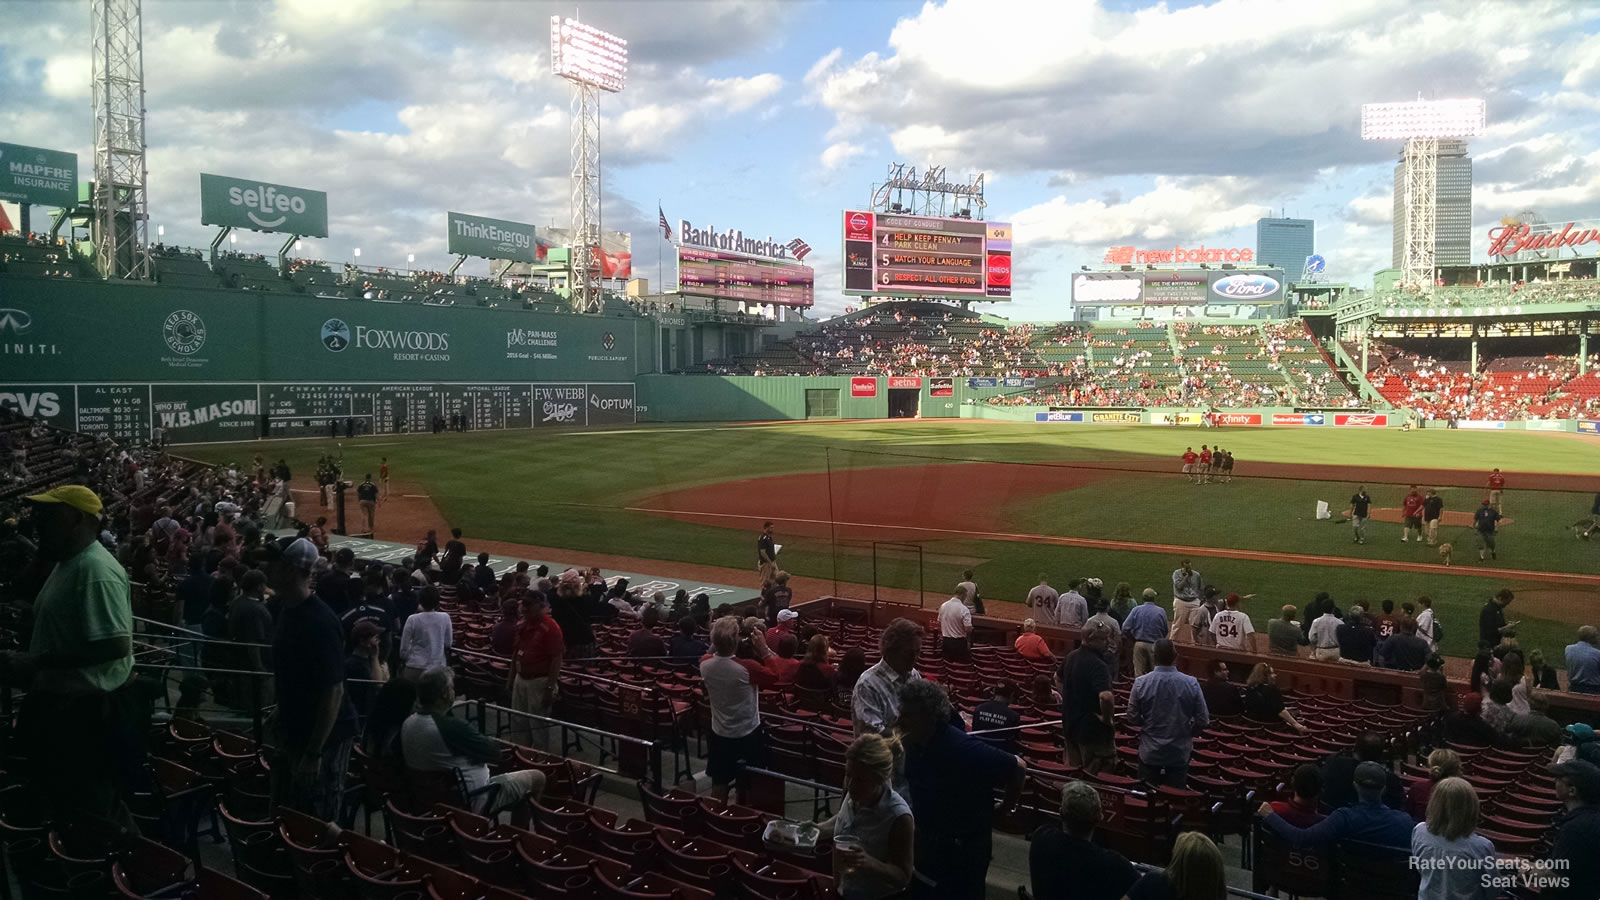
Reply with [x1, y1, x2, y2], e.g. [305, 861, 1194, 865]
[24, 485, 104, 517]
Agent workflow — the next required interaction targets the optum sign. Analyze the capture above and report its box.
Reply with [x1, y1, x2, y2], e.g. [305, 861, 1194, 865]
[200, 173, 329, 237]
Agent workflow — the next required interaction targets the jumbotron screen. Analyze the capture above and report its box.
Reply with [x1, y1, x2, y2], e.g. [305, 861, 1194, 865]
[675, 246, 814, 308]
[842, 210, 1012, 299]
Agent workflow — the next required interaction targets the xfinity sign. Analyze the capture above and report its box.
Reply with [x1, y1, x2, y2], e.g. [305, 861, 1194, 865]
[679, 219, 791, 260]
[200, 173, 329, 237]
[446, 211, 537, 263]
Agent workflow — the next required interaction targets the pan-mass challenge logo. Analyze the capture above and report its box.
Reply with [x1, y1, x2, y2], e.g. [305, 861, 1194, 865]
[162, 309, 207, 355]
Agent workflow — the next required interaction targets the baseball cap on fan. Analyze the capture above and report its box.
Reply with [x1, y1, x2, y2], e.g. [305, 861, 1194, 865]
[24, 484, 103, 517]
[268, 537, 321, 572]
[1352, 761, 1389, 791]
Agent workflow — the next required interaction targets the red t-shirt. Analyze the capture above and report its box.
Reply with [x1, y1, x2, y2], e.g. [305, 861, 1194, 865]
[1375, 614, 1396, 640]
[769, 656, 802, 685]
[1489, 473, 1506, 490]
[514, 617, 565, 678]
[1182, 451, 1199, 465]
[1270, 798, 1325, 829]
[1402, 493, 1424, 517]
[1199, 450, 1212, 464]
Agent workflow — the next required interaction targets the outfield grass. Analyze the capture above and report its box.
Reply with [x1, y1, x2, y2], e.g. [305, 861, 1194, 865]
[185, 421, 1600, 660]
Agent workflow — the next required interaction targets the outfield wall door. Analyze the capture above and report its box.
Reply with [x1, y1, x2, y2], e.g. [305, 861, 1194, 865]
[804, 389, 840, 419]
[888, 388, 919, 418]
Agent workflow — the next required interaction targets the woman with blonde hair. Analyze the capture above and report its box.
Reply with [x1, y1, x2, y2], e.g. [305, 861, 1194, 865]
[819, 733, 914, 899]
[1406, 748, 1462, 821]
[1242, 663, 1308, 733]
[1123, 830, 1226, 900]
[1410, 777, 1496, 899]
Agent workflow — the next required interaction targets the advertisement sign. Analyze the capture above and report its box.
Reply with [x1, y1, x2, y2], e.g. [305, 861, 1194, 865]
[151, 384, 259, 443]
[1143, 272, 1208, 305]
[1579, 420, 1599, 434]
[1153, 412, 1204, 425]
[1091, 411, 1142, 424]
[199, 173, 329, 237]
[0, 384, 76, 431]
[1103, 243, 1254, 265]
[1458, 420, 1508, 430]
[888, 376, 923, 389]
[1333, 413, 1388, 427]
[1210, 273, 1281, 301]
[447, 211, 537, 263]
[1035, 411, 1084, 422]
[532, 383, 587, 427]
[850, 377, 878, 397]
[1002, 377, 1037, 388]
[585, 382, 637, 427]
[1525, 420, 1566, 431]
[1075, 270, 1284, 307]
[534, 227, 633, 279]
[1272, 413, 1326, 425]
[1213, 412, 1263, 425]
[929, 377, 953, 397]
[675, 245, 814, 308]
[677, 219, 799, 261]
[967, 377, 998, 388]
[0, 141, 78, 209]
[842, 209, 1013, 300]
[1072, 274, 1143, 305]
[1487, 222, 1600, 258]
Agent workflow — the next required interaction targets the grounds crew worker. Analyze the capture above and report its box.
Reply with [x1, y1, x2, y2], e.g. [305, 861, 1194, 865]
[5, 485, 141, 828]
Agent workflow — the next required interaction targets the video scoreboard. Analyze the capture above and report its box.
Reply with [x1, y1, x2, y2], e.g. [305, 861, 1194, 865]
[842, 210, 1012, 300]
[675, 246, 814, 308]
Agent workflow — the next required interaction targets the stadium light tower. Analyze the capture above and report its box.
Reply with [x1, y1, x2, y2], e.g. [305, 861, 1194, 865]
[91, 0, 152, 280]
[551, 15, 627, 314]
[1361, 97, 1485, 293]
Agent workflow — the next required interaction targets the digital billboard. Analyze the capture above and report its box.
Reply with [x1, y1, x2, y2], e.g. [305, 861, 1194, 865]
[1072, 269, 1285, 306]
[842, 211, 1011, 300]
[676, 246, 814, 308]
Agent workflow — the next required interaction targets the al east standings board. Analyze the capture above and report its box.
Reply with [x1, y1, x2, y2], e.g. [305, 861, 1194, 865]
[842, 211, 1011, 299]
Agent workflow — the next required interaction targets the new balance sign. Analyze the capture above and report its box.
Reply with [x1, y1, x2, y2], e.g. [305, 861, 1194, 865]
[200, 173, 329, 237]
[1333, 414, 1387, 427]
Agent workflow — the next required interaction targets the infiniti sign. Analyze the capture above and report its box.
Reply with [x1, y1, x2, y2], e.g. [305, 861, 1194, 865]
[0, 309, 31, 334]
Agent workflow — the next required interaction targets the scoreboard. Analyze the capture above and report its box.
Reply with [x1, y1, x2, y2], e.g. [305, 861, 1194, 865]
[842, 210, 1012, 300]
[675, 246, 814, 308]
[0, 381, 636, 445]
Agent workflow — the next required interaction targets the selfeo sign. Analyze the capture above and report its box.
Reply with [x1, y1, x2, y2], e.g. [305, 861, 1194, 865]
[200, 173, 329, 237]
[447, 211, 537, 263]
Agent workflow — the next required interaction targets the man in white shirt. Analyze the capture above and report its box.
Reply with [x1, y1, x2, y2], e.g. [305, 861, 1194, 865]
[955, 570, 978, 612]
[1171, 561, 1204, 638]
[1058, 580, 1088, 629]
[939, 594, 973, 661]
[1209, 594, 1254, 650]
[1027, 575, 1059, 626]
[1308, 605, 1342, 660]
[852, 618, 924, 796]
[1414, 595, 1438, 652]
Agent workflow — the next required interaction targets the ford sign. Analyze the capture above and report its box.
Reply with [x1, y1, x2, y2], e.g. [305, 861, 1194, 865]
[1211, 274, 1280, 298]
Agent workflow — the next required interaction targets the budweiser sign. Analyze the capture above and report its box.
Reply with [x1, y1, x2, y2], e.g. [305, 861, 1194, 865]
[1104, 244, 1254, 265]
[1487, 222, 1600, 257]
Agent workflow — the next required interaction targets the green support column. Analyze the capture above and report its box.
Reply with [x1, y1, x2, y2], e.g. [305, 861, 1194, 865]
[1582, 331, 1589, 375]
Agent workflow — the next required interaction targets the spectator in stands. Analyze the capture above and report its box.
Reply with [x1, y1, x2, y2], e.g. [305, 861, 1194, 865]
[266, 536, 357, 820]
[1107, 582, 1136, 623]
[762, 571, 793, 624]
[1027, 575, 1059, 626]
[1061, 620, 1117, 772]
[1410, 777, 1496, 900]
[702, 616, 780, 803]
[771, 634, 803, 684]
[1406, 749, 1462, 821]
[176, 553, 217, 638]
[853, 618, 924, 794]
[490, 598, 519, 657]
[1419, 655, 1453, 712]
[1014, 618, 1054, 661]
[794, 635, 836, 691]
[1028, 780, 1138, 900]
[340, 573, 394, 657]
[1566, 626, 1600, 694]
[1415, 595, 1439, 652]
[1125, 639, 1209, 787]
[550, 573, 597, 659]
[972, 681, 1022, 754]
[765, 607, 800, 648]
[344, 620, 389, 718]
[1482, 680, 1518, 735]
[229, 569, 274, 701]
[1057, 579, 1088, 628]
[439, 528, 467, 584]
[689, 592, 711, 627]
[898, 678, 1023, 899]
[837, 646, 867, 695]
[955, 570, 978, 612]
[605, 582, 640, 621]
[822, 732, 914, 900]
[398, 586, 452, 681]
[1243, 663, 1307, 733]
[362, 678, 416, 760]
[1529, 648, 1562, 691]
[669, 617, 708, 664]
[402, 667, 545, 824]
[1443, 693, 1501, 747]
[1306, 599, 1342, 661]
[472, 552, 496, 594]
[1374, 618, 1430, 671]
[937, 591, 972, 661]
[1259, 761, 1412, 848]
[628, 607, 667, 658]
[1547, 760, 1600, 900]
[1478, 589, 1518, 649]
[506, 592, 562, 752]
[1200, 660, 1243, 717]
[1336, 607, 1376, 665]
[1322, 732, 1405, 810]
[316, 546, 359, 615]
[1170, 560, 1204, 639]
[200, 574, 235, 672]
[1123, 588, 1168, 676]
[1269, 764, 1325, 827]
[1267, 605, 1301, 655]
[1124, 831, 1227, 900]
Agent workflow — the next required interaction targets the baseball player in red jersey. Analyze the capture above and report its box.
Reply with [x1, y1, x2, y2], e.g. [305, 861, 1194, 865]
[1182, 447, 1199, 483]
[1198, 446, 1213, 484]
[1488, 468, 1506, 514]
[1400, 485, 1425, 542]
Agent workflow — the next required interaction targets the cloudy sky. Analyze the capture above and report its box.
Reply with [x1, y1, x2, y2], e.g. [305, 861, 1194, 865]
[3, 0, 1599, 320]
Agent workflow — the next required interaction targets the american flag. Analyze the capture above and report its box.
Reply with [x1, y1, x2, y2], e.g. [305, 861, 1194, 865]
[786, 237, 812, 261]
[658, 205, 672, 241]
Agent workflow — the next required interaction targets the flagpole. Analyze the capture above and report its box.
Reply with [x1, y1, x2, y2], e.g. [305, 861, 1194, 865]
[657, 198, 664, 298]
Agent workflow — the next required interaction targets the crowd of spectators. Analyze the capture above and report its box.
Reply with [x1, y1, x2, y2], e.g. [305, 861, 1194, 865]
[1366, 342, 1600, 421]
[1378, 277, 1600, 309]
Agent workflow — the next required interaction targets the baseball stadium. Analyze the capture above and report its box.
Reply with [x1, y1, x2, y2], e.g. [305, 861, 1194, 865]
[2, 4, 1600, 900]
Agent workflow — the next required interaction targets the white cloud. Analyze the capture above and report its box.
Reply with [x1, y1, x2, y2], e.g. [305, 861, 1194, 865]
[819, 141, 864, 169]
[1010, 177, 1270, 247]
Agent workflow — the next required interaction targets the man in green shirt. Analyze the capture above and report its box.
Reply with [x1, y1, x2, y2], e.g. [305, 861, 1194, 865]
[5, 485, 138, 826]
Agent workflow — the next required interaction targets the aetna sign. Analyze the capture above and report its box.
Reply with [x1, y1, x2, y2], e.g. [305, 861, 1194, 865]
[1487, 222, 1600, 257]
[679, 219, 791, 259]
